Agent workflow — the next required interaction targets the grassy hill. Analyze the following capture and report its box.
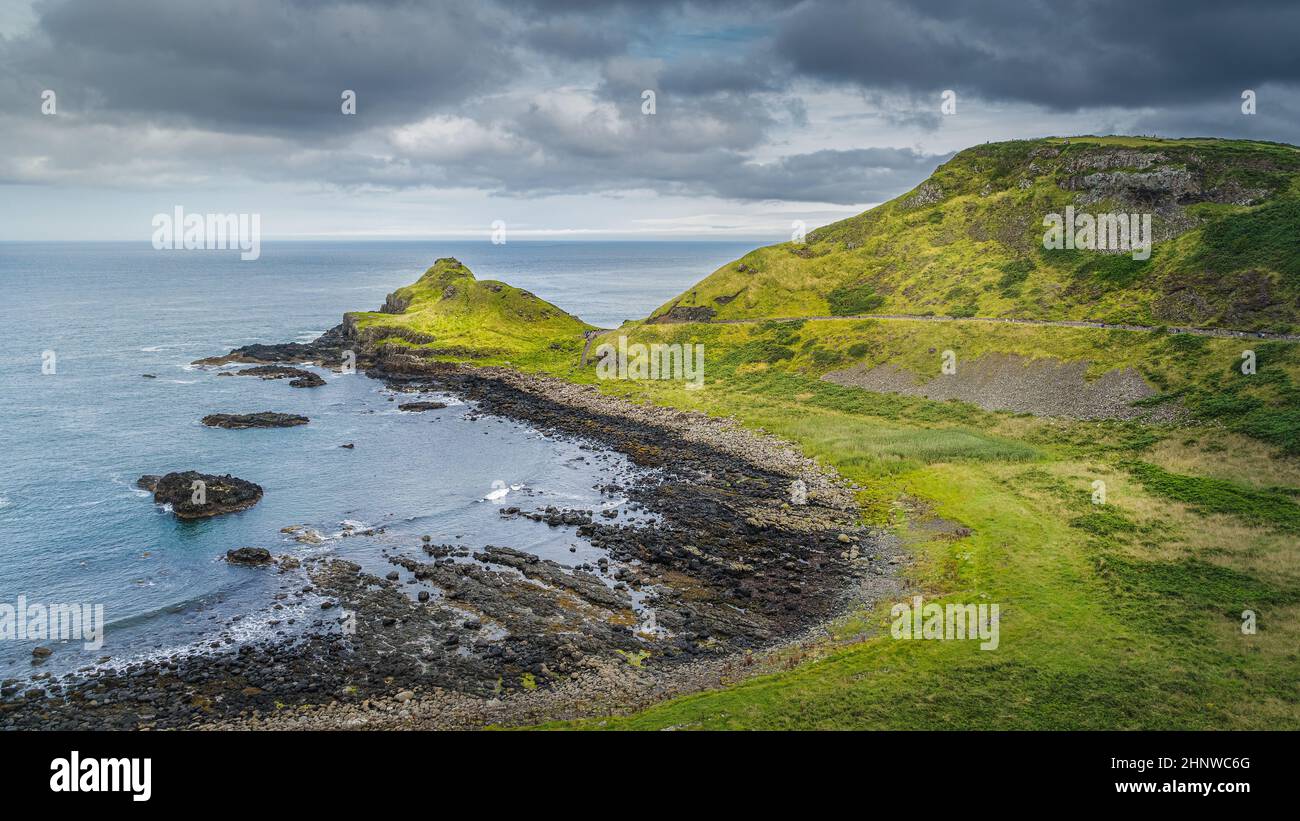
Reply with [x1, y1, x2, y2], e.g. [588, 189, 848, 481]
[627, 137, 1300, 456]
[650, 136, 1300, 333]
[346, 257, 591, 365]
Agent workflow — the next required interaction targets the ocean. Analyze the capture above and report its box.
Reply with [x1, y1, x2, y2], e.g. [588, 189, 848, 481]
[0, 240, 759, 679]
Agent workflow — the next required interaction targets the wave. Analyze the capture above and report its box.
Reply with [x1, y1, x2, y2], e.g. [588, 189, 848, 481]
[99, 589, 236, 631]
[86, 592, 323, 676]
[109, 473, 152, 498]
[483, 481, 526, 502]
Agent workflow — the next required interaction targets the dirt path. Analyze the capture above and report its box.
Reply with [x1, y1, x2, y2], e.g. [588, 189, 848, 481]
[589, 314, 1300, 342]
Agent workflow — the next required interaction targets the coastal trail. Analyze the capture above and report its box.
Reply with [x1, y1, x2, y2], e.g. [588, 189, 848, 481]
[585, 313, 1300, 343]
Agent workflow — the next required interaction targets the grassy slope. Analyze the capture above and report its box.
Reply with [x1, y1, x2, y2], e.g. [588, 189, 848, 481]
[651, 136, 1300, 333]
[529, 323, 1300, 729]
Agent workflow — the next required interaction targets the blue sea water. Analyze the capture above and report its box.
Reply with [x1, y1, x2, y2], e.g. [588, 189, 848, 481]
[0, 240, 757, 680]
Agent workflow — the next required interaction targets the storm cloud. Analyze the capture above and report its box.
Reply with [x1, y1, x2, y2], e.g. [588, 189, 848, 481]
[773, 0, 1300, 107]
[1, 0, 1297, 233]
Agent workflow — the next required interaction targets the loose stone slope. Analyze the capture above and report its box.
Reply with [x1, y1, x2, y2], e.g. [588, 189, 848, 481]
[823, 352, 1185, 422]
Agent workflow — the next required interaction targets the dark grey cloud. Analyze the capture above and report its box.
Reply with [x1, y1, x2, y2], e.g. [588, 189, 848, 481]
[332, 90, 938, 204]
[1, 0, 1298, 211]
[6, 0, 513, 136]
[368, 135, 947, 205]
[772, 0, 1300, 110]
[707, 147, 950, 203]
[656, 54, 783, 96]
[523, 19, 630, 60]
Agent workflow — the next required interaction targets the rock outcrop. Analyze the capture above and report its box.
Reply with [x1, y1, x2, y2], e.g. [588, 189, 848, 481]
[232, 366, 326, 388]
[137, 472, 263, 519]
[226, 547, 273, 565]
[202, 412, 309, 429]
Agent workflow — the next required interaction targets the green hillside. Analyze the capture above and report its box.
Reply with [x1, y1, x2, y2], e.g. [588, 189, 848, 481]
[538, 315, 1300, 729]
[346, 257, 592, 364]
[650, 136, 1300, 332]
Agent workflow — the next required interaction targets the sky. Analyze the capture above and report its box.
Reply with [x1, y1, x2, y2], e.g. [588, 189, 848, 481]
[1, 0, 1298, 241]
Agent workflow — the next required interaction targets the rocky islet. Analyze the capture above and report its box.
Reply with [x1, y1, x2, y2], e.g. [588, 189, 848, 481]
[137, 471, 264, 520]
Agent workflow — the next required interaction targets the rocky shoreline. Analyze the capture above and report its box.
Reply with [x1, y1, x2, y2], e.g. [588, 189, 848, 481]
[0, 327, 901, 731]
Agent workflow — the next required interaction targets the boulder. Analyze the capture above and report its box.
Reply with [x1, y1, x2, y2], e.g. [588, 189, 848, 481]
[139, 471, 263, 519]
[226, 547, 273, 565]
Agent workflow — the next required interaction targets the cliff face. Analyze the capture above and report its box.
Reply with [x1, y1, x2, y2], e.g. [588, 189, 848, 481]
[650, 136, 1300, 333]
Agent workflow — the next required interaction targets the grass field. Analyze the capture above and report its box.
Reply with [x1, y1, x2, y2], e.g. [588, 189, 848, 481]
[514, 319, 1300, 730]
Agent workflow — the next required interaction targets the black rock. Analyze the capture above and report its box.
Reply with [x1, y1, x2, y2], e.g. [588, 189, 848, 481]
[397, 401, 447, 412]
[202, 412, 309, 429]
[138, 471, 263, 519]
[230, 365, 326, 388]
[226, 547, 273, 566]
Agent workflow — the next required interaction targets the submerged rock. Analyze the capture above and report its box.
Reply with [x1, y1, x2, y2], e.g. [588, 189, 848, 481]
[202, 412, 309, 429]
[192, 323, 356, 370]
[138, 471, 263, 519]
[231, 365, 326, 388]
[194, 342, 322, 366]
[397, 401, 447, 412]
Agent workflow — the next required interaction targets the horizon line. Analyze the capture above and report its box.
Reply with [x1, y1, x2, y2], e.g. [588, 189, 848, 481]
[0, 236, 789, 243]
